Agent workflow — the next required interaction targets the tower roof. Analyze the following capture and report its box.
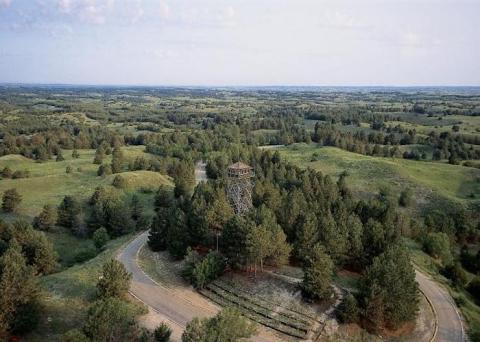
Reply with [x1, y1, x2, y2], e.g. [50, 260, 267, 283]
[228, 161, 252, 170]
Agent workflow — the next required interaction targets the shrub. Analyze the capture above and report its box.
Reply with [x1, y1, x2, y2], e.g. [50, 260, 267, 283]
[182, 249, 225, 289]
[97, 164, 112, 177]
[63, 329, 90, 342]
[398, 188, 413, 207]
[83, 298, 139, 341]
[423, 232, 453, 266]
[336, 293, 359, 324]
[154, 322, 172, 342]
[182, 307, 256, 342]
[112, 175, 127, 189]
[2, 188, 22, 213]
[74, 245, 98, 264]
[66, 165, 73, 173]
[12, 170, 30, 179]
[468, 277, 480, 304]
[441, 263, 468, 288]
[62, 329, 90, 342]
[93, 227, 109, 250]
[1, 166, 12, 178]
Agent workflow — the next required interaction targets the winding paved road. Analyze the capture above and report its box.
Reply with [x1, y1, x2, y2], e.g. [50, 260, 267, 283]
[117, 233, 216, 327]
[415, 270, 464, 341]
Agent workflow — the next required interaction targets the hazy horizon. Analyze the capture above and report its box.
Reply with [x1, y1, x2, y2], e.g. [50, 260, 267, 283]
[1, 0, 479, 86]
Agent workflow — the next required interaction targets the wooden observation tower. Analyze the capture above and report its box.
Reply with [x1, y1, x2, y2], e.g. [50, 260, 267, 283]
[226, 162, 253, 215]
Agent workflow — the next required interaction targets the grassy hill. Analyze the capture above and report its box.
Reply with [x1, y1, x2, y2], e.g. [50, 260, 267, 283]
[278, 143, 480, 209]
[0, 146, 170, 218]
[25, 234, 137, 341]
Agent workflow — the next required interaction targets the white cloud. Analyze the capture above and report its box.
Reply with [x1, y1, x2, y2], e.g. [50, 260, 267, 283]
[0, 0, 11, 8]
[58, 0, 72, 13]
[159, 0, 170, 19]
[56, 0, 115, 25]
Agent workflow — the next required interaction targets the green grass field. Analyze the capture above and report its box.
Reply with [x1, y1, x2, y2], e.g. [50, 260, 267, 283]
[0, 146, 171, 218]
[278, 144, 480, 207]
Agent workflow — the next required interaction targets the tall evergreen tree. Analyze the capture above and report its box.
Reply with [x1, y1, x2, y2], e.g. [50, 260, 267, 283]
[97, 259, 132, 299]
[301, 244, 334, 300]
[0, 240, 40, 338]
[111, 146, 124, 173]
[33, 204, 57, 231]
[359, 244, 419, 329]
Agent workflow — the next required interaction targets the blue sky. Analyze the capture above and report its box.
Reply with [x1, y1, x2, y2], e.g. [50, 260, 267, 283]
[0, 0, 479, 86]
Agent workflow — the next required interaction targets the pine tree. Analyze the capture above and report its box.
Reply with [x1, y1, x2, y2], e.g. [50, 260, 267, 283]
[111, 146, 124, 173]
[57, 196, 82, 229]
[246, 225, 270, 275]
[205, 190, 234, 251]
[148, 208, 170, 251]
[93, 146, 105, 164]
[130, 194, 143, 221]
[56, 150, 65, 162]
[33, 204, 57, 231]
[294, 213, 318, 262]
[96, 259, 132, 299]
[301, 244, 334, 300]
[359, 244, 419, 329]
[0, 240, 40, 338]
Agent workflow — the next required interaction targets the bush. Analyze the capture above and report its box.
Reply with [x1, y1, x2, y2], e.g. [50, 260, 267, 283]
[398, 188, 412, 207]
[2, 188, 22, 213]
[66, 165, 73, 173]
[182, 307, 256, 342]
[11, 301, 41, 335]
[154, 322, 172, 342]
[336, 293, 359, 324]
[423, 232, 453, 266]
[63, 329, 90, 342]
[12, 170, 30, 179]
[97, 164, 112, 177]
[441, 263, 468, 288]
[182, 249, 225, 289]
[1, 166, 12, 178]
[83, 298, 140, 341]
[93, 227, 109, 250]
[74, 245, 98, 264]
[113, 175, 127, 189]
[468, 277, 480, 304]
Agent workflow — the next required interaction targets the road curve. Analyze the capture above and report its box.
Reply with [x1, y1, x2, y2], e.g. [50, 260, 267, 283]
[118, 232, 277, 341]
[415, 270, 465, 342]
[117, 232, 216, 327]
